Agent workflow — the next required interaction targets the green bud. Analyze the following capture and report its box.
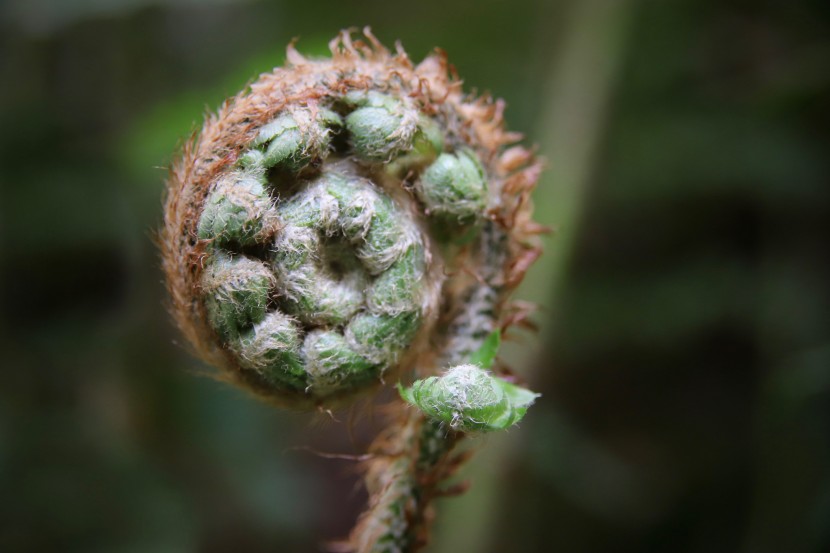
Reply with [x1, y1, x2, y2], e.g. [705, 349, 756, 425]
[347, 311, 421, 364]
[236, 311, 307, 390]
[399, 364, 539, 432]
[252, 107, 342, 172]
[303, 330, 378, 394]
[237, 148, 266, 171]
[417, 149, 488, 221]
[367, 245, 426, 314]
[345, 91, 419, 161]
[201, 253, 275, 339]
[353, 191, 409, 275]
[197, 170, 276, 246]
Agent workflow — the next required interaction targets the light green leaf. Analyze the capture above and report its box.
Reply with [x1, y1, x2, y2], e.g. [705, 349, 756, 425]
[468, 330, 501, 369]
[398, 364, 539, 432]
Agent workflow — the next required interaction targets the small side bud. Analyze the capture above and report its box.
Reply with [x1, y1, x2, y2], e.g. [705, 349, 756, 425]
[416, 149, 488, 221]
[399, 364, 539, 432]
[345, 91, 419, 161]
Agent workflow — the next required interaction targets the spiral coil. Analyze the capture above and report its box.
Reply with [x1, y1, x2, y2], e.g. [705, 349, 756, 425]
[162, 29, 542, 409]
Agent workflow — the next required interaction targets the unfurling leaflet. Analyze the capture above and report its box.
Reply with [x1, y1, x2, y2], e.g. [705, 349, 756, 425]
[399, 365, 540, 432]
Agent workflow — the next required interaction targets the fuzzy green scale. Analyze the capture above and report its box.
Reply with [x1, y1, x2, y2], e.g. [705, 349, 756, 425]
[347, 311, 421, 365]
[344, 90, 417, 161]
[236, 312, 307, 390]
[411, 116, 444, 161]
[356, 195, 408, 274]
[303, 330, 378, 393]
[312, 173, 382, 242]
[197, 171, 275, 246]
[368, 245, 425, 314]
[245, 107, 342, 172]
[283, 273, 365, 327]
[417, 149, 488, 221]
[201, 253, 274, 340]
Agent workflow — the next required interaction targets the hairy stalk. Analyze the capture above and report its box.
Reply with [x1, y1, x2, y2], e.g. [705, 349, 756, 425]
[161, 28, 543, 552]
[352, 221, 536, 552]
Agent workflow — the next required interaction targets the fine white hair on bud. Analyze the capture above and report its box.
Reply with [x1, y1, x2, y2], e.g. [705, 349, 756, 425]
[399, 364, 540, 432]
[416, 148, 489, 221]
[197, 170, 279, 246]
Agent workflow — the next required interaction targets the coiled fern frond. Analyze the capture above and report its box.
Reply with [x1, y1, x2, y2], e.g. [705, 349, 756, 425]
[162, 28, 543, 551]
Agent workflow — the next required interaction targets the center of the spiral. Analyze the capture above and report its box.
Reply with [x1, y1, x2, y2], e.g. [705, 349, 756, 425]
[320, 234, 363, 281]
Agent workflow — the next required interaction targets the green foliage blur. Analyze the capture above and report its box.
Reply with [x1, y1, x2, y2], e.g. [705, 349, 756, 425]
[1, 0, 828, 552]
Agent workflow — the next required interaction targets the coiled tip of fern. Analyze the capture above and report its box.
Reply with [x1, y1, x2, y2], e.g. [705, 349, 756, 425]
[161, 28, 543, 409]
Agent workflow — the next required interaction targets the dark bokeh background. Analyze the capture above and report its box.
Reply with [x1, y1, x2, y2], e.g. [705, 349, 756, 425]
[1, 0, 828, 552]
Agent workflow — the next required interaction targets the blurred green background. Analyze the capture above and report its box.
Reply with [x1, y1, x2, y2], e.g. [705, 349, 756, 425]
[1, 0, 829, 552]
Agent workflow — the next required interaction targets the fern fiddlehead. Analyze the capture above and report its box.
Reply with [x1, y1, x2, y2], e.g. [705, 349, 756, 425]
[162, 28, 543, 552]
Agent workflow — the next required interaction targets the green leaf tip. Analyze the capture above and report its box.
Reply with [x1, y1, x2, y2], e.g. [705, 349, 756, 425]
[396, 381, 414, 404]
[398, 364, 540, 432]
[468, 330, 501, 369]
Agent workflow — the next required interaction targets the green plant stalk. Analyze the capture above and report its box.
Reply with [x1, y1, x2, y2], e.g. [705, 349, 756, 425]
[430, 2, 637, 551]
